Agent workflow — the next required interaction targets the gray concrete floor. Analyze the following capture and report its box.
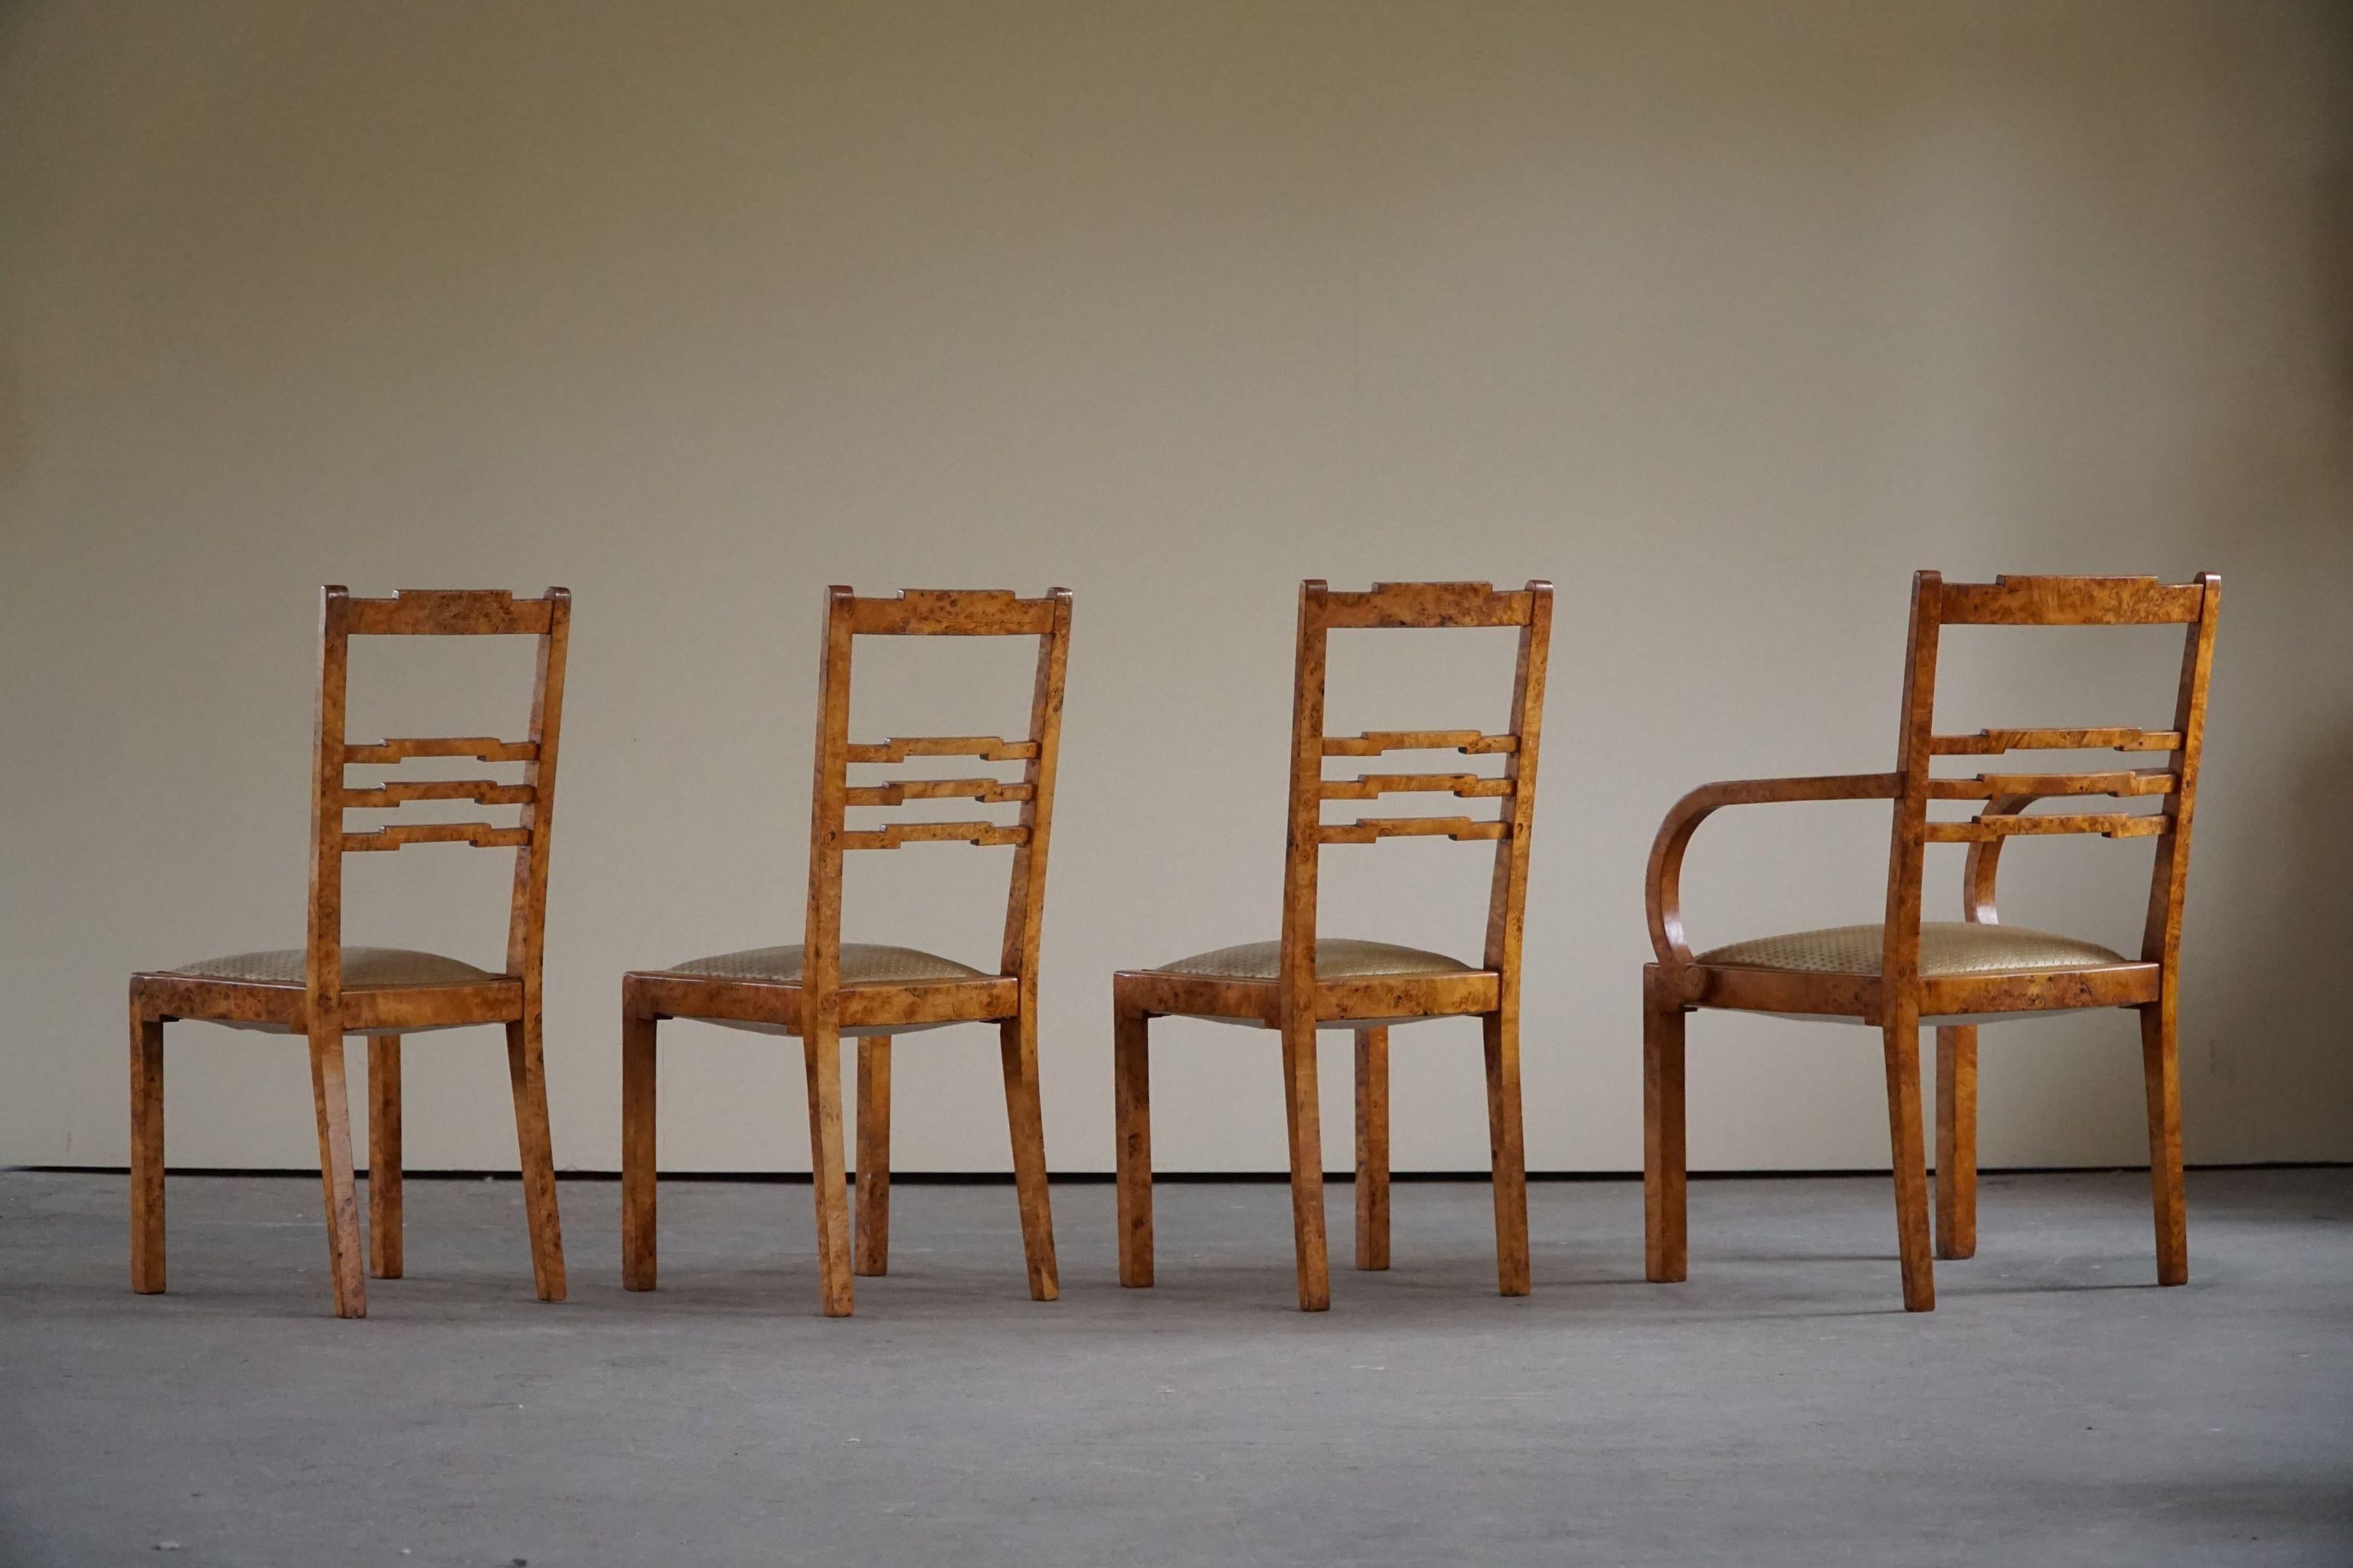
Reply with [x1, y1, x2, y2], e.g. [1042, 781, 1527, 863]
[2, 1168, 2348, 1567]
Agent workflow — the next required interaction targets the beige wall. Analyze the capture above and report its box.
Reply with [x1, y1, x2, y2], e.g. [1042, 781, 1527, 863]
[4, 0, 2348, 1176]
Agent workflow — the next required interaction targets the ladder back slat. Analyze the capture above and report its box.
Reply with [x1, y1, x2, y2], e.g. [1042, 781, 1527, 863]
[1936, 576, 2208, 626]
[345, 737, 541, 764]
[340, 780, 537, 808]
[844, 778, 1035, 806]
[1320, 773, 1512, 800]
[1318, 815, 1508, 844]
[342, 822, 533, 852]
[1321, 730, 1518, 757]
[844, 736, 1041, 763]
[1929, 772, 2175, 800]
[840, 822, 1032, 850]
[1930, 728, 2181, 756]
[344, 590, 557, 636]
[1925, 813, 2165, 843]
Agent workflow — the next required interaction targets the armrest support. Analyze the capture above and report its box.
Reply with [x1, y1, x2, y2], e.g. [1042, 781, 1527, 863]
[1962, 792, 2046, 925]
[1646, 773, 1900, 966]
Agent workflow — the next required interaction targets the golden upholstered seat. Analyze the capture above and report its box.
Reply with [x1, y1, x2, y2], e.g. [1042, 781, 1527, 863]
[169, 946, 499, 987]
[656, 942, 986, 985]
[1154, 937, 1475, 982]
[1696, 922, 2126, 977]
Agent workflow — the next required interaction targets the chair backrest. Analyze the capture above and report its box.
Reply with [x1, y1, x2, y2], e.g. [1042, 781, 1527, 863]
[1882, 571, 2221, 995]
[307, 586, 572, 1011]
[802, 587, 1075, 1011]
[1281, 580, 1554, 1004]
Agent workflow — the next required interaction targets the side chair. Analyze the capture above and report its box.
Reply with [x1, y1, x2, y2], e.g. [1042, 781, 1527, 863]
[622, 587, 1071, 1317]
[1642, 572, 2219, 1311]
[1114, 579, 1554, 1312]
[130, 586, 572, 1318]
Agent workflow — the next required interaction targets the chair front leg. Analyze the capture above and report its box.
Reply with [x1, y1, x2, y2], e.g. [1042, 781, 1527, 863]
[620, 1008, 658, 1290]
[998, 1014, 1060, 1301]
[2140, 1001, 2188, 1286]
[1482, 1011, 1531, 1296]
[855, 1036, 893, 1279]
[367, 1034, 403, 1279]
[306, 1024, 368, 1318]
[1642, 972, 1688, 1283]
[505, 1015, 567, 1302]
[1934, 1024, 1977, 1260]
[1881, 1012, 1936, 1312]
[1353, 1025, 1390, 1271]
[1113, 1000, 1154, 1288]
[130, 998, 165, 1295]
[1278, 1014, 1331, 1312]
[801, 1021, 855, 1317]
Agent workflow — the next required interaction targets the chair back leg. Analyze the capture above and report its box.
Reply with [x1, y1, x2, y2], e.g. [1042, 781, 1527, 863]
[2140, 1002, 2188, 1285]
[504, 1017, 567, 1302]
[1278, 1014, 1331, 1311]
[998, 1016, 1059, 1301]
[620, 1011, 659, 1290]
[801, 1024, 855, 1316]
[306, 1024, 368, 1318]
[1881, 1014, 1936, 1312]
[1482, 1013, 1530, 1295]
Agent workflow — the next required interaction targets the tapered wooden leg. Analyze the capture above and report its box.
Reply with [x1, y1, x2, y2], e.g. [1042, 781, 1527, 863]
[1278, 1014, 1331, 1312]
[802, 1024, 854, 1317]
[1353, 1026, 1389, 1271]
[505, 1016, 567, 1303]
[1482, 1011, 1531, 1297]
[129, 1001, 165, 1295]
[1934, 1024, 1978, 1260]
[621, 1008, 658, 1290]
[306, 1027, 367, 1318]
[855, 1036, 892, 1279]
[2140, 1001, 2188, 1286]
[1113, 1001, 1154, 1288]
[1642, 975, 1688, 1284]
[1881, 1014, 1936, 1312]
[999, 1015, 1060, 1301]
[367, 1034, 403, 1279]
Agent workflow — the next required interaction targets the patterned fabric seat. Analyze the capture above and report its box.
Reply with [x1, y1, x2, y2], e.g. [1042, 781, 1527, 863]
[1697, 922, 2126, 977]
[169, 946, 500, 987]
[656, 942, 987, 985]
[1153, 937, 1474, 982]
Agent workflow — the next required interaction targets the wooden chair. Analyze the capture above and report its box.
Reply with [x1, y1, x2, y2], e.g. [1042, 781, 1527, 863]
[1643, 572, 2220, 1312]
[622, 587, 1071, 1317]
[1113, 580, 1554, 1312]
[129, 587, 572, 1319]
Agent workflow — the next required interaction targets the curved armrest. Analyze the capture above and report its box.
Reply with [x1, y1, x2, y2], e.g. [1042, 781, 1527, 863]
[1646, 773, 1900, 965]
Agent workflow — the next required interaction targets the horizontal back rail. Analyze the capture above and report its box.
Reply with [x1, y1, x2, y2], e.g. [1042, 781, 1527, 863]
[1314, 580, 1537, 629]
[1318, 815, 1508, 844]
[1320, 773, 1512, 800]
[1936, 576, 2208, 626]
[341, 779, 536, 808]
[844, 778, 1034, 807]
[845, 590, 1058, 637]
[1322, 730, 1518, 756]
[344, 590, 559, 637]
[1930, 772, 2173, 800]
[342, 822, 532, 852]
[839, 822, 1032, 851]
[1924, 813, 2165, 843]
[1930, 728, 2181, 756]
[345, 737, 540, 764]
[844, 736, 1041, 764]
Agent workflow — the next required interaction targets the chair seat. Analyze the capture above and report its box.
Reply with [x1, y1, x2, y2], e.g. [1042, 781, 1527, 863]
[1697, 922, 2128, 977]
[168, 946, 500, 988]
[1153, 937, 1474, 982]
[657, 942, 987, 985]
